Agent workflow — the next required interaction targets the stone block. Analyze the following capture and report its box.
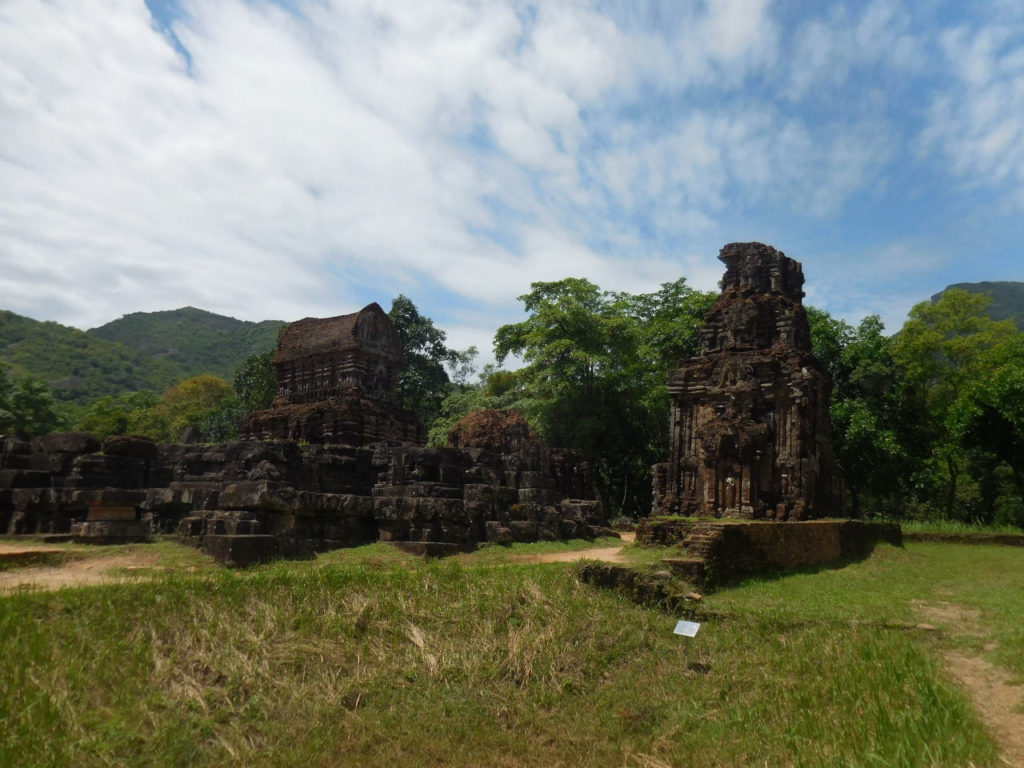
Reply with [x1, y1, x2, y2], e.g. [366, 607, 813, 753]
[508, 520, 539, 542]
[518, 487, 561, 505]
[0, 437, 31, 455]
[0, 454, 30, 470]
[69, 490, 146, 508]
[86, 506, 137, 522]
[0, 469, 51, 489]
[485, 521, 514, 545]
[218, 480, 299, 512]
[34, 432, 100, 455]
[201, 534, 280, 567]
[102, 435, 159, 460]
[71, 519, 149, 543]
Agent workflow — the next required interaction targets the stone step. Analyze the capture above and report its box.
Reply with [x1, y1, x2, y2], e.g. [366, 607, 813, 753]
[661, 557, 706, 582]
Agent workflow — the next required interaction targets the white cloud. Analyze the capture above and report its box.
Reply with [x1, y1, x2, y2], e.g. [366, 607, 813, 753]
[785, 0, 925, 100]
[921, 20, 1024, 208]
[0, 0, 1020, 371]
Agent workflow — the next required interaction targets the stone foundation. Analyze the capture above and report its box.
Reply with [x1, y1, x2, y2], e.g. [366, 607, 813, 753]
[1, 433, 606, 566]
[637, 517, 901, 586]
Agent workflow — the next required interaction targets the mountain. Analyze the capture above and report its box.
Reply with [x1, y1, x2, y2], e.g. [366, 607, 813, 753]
[1, 307, 286, 408]
[89, 307, 286, 382]
[931, 281, 1024, 327]
[0, 310, 186, 405]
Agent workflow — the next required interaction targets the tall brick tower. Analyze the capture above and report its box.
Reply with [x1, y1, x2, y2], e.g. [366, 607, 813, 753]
[652, 242, 834, 519]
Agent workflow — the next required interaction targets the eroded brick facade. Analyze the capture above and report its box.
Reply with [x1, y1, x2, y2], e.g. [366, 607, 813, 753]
[652, 242, 835, 519]
[241, 303, 422, 445]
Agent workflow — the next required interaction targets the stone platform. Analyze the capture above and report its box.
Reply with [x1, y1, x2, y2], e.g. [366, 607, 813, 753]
[1, 433, 606, 567]
[637, 517, 902, 586]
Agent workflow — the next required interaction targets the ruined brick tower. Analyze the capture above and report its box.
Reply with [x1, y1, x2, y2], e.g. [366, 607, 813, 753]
[241, 303, 422, 445]
[652, 242, 834, 520]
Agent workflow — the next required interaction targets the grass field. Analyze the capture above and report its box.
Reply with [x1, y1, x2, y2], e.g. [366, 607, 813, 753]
[0, 537, 1021, 767]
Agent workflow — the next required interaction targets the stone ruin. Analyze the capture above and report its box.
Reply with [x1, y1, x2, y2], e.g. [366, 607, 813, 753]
[241, 303, 422, 445]
[652, 242, 835, 520]
[0, 307, 606, 565]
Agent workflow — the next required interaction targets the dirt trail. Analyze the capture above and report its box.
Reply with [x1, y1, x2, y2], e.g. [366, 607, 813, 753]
[915, 601, 1024, 767]
[0, 550, 162, 594]
[509, 546, 627, 564]
[505, 532, 634, 565]
[0, 534, 638, 592]
[0, 541, 67, 555]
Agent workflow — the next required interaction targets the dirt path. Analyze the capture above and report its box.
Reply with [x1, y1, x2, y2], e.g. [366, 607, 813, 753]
[0, 541, 68, 555]
[0, 550, 162, 594]
[509, 545, 627, 564]
[915, 601, 1024, 767]
[505, 532, 634, 565]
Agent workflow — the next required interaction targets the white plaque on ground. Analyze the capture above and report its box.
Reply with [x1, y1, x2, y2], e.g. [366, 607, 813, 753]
[673, 619, 700, 637]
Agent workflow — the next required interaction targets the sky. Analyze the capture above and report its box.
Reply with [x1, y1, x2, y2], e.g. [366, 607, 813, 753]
[1, 0, 1023, 367]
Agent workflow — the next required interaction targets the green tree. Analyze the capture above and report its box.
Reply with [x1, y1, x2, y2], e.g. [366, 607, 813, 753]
[805, 311, 927, 517]
[494, 277, 715, 516]
[74, 390, 161, 441]
[612, 278, 718, 371]
[950, 334, 1024, 525]
[233, 350, 277, 414]
[893, 289, 1021, 520]
[426, 365, 537, 447]
[388, 295, 475, 427]
[154, 374, 235, 442]
[806, 306, 854, 384]
[0, 364, 65, 437]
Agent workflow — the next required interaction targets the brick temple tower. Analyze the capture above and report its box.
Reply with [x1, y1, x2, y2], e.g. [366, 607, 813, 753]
[241, 303, 422, 446]
[652, 242, 834, 519]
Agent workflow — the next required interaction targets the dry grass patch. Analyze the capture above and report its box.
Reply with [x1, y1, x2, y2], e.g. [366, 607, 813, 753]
[0, 541, 1019, 767]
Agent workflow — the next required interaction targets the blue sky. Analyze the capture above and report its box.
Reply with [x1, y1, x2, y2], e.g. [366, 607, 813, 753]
[1, 0, 1022, 365]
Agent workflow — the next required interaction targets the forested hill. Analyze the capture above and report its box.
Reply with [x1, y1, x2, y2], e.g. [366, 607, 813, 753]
[0, 307, 285, 407]
[932, 281, 1024, 327]
[89, 307, 285, 382]
[0, 310, 185, 405]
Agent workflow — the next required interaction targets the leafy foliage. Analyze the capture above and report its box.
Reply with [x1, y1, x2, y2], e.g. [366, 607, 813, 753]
[0, 310, 184, 408]
[494, 277, 717, 516]
[0, 363, 66, 437]
[0, 307, 284, 411]
[74, 391, 162, 442]
[233, 350, 277, 414]
[893, 289, 1021, 521]
[932, 281, 1024, 327]
[154, 375, 235, 442]
[425, 365, 538, 447]
[89, 306, 285, 382]
[73, 375, 234, 443]
[388, 295, 476, 427]
[808, 290, 1024, 525]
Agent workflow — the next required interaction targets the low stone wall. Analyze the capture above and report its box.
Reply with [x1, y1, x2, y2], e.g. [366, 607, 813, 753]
[638, 517, 902, 586]
[0, 433, 606, 565]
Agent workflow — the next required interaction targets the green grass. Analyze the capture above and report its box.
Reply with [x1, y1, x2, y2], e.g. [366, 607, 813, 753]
[898, 519, 1024, 536]
[0, 540, 1019, 767]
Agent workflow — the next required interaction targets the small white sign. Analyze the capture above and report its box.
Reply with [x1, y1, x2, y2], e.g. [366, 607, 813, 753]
[673, 619, 701, 638]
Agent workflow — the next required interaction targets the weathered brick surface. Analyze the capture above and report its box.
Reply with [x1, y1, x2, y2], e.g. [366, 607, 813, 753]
[654, 243, 836, 520]
[0, 310, 605, 559]
[1, 430, 605, 559]
[639, 518, 901, 586]
[240, 304, 422, 446]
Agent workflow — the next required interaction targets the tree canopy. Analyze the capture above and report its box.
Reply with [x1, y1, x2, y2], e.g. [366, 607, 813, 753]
[388, 295, 476, 427]
[0, 363, 65, 438]
[492, 277, 717, 517]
